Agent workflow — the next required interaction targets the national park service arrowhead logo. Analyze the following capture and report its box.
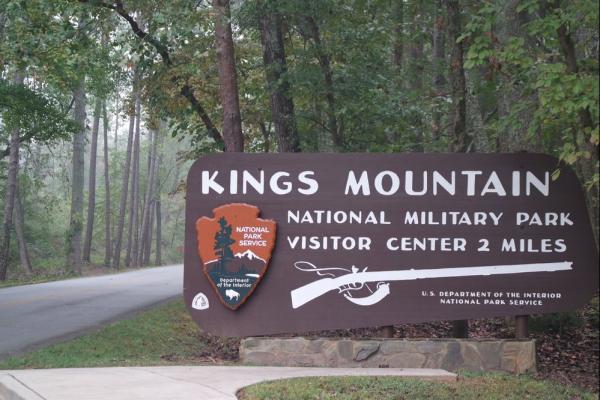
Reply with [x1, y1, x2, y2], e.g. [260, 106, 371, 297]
[196, 203, 276, 310]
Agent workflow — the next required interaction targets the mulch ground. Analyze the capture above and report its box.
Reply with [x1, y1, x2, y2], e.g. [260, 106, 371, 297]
[199, 300, 599, 393]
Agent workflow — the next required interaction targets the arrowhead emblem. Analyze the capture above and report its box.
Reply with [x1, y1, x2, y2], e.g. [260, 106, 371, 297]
[196, 203, 276, 310]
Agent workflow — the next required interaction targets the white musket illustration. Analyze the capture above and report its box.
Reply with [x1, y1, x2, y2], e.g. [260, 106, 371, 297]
[290, 261, 573, 309]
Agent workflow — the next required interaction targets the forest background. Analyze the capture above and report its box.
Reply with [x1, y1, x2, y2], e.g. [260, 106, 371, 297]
[0, 0, 597, 283]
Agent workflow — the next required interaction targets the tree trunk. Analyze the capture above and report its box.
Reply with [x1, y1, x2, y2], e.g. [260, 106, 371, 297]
[467, 68, 489, 151]
[138, 125, 158, 265]
[114, 93, 119, 149]
[305, 17, 342, 150]
[213, 0, 244, 152]
[83, 97, 101, 263]
[112, 91, 136, 269]
[496, 0, 536, 152]
[393, 0, 404, 67]
[0, 71, 24, 280]
[154, 142, 164, 266]
[432, 0, 446, 140]
[102, 101, 111, 267]
[143, 200, 154, 266]
[67, 81, 86, 274]
[408, 1, 424, 151]
[155, 196, 162, 266]
[259, 7, 301, 152]
[446, 0, 471, 152]
[127, 94, 141, 267]
[14, 186, 32, 275]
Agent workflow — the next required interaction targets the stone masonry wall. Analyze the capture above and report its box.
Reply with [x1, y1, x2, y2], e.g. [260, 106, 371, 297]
[240, 338, 536, 373]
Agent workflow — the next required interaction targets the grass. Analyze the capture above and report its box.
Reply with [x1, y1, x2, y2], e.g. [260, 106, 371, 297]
[0, 299, 235, 369]
[238, 373, 597, 400]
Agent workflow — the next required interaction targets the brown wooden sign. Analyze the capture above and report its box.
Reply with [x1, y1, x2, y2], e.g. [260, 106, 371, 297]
[184, 153, 599, 336]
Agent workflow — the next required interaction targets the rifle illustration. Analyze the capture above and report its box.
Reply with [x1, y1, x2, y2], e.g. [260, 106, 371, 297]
[290, 261, 573, 309]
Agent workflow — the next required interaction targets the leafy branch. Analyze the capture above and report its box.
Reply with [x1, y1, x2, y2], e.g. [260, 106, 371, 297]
[77, 0, 225, 149]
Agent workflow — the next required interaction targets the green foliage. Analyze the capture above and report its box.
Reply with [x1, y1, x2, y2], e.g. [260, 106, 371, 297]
[0, 79, 77, 144]
[460, 0, 599, 191]
[530, 312, 584, 334]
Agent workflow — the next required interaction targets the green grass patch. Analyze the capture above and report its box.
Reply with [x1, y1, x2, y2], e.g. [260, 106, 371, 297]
[0, 299, 237, 369]
[238, 374, 596, 400]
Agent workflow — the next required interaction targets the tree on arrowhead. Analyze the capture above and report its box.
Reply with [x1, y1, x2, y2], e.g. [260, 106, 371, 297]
[214, 217, 235, 272]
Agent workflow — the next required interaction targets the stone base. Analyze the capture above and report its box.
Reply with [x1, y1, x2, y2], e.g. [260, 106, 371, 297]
[240, 337, 536, 374]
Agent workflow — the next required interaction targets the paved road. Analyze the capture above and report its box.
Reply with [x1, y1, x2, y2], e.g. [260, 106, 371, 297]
[0, 265, 182, 358]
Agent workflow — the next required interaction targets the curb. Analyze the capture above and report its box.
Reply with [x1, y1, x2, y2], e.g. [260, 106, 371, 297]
[0, 374, 44, 400]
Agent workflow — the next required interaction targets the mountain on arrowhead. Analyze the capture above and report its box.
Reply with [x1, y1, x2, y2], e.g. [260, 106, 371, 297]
[234, 249, 265, 263]
[205, 249, 267, 276]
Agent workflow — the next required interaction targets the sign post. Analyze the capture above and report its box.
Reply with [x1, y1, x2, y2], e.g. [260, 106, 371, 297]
[184, 153, 598, 337]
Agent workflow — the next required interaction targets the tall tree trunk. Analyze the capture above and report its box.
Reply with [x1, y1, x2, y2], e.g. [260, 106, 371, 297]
[0, 71, 23, 280]
[83, 97, 101, 263]
[213, 0, 244, 152]
[154, 146, 163, 266]
[466, 68, 489, 151]
[409, 0, 425, 151]
[102, 101, 111, 267]
[259, 7, 300, 152]
[127, 95, 141, 267]
[112, 91, 136, 269]
[14, 186, 32, 275]
[446, 0, 471, 153]
[138, 125, 158, 265]
[393, 0, 404, 67]
[155, 195, 162, 266]
[114, 93, 119, 149]
[432, 0, 446, 140]
[496, 0, 536, 152]
[143, 200, 154, 266]
[67, 81, 86, 274]
[305, 17, 342, 150]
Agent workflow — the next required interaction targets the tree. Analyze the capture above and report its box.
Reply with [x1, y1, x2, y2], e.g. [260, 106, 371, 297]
[258, 1, 300, 152]
[302, 15, 342, 150]
[67, 81, 86, 274]
[0, 71, 24, 280]
[83, 97, 101, 263]
[214, 0, 244, 152]
[446, 0, 471, 153]
[126, 93, 141, 267]
[214, 216, 235, 272]
[102, 101, 111, 266]
[14, 186, 33, 274]
[138, 122, 158, 265]
[112, 87, 136, 269]
[432, 0, 447, 141]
